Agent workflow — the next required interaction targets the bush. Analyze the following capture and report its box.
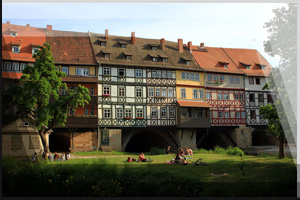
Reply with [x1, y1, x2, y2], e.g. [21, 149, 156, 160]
[225, 146, 245, 156]
[149, 147, 165, 155]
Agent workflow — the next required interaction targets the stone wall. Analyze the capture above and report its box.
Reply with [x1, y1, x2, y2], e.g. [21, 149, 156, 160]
[231, 125, 252, 148]
[178, 129, 197, 150]
[71, 131, 97, 152]
[106, 129, 122, 151]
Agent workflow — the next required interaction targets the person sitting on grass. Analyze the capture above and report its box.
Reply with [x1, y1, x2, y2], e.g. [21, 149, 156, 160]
[31, 152, 38, 163]
[165, 146, 171, 154]
[138, 152, 147, 162]
[54, 152, 60, 161]
[48, 152, 54, 162]
[66, 152, 71, 160]
[179, 148, 185, 156]
[60, 152, 66, 161]
[174, 153, 182, 165]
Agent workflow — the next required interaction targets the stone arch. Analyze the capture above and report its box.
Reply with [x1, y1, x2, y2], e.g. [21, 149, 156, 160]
[198, 130, 235, 150]
[252, 129, 277, 146]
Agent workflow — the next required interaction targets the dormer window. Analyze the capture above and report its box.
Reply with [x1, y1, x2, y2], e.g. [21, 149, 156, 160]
[186, 60, 191, 65]
[256, 63, 267, 70]
[12, 46, 20, 53]
[119, 42, 127, 49]
[240, 62, 251, 70]
[162, 58, 168, 63]
[153, 57, 158, 62]
[123, 52, 133, 60]
[100, 41, 107, 46]
[126, 55, 132, 60]
[150, 44, 158, 51]
[104, 53, 110, 59]
[10, 31, 17, 37]
[224, 65, 228, 69]
[246, 65, 250, 70]
[32, 47, 39, 55]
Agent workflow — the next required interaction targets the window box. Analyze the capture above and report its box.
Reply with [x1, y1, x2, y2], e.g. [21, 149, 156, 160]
[220, 80, 225, 82]
[103, 94, 111, 97]
[136, 117, 144, 119]
[214, 80, 220, 84]
[124, 117, 133, 119]
[207, 81, 213, 84]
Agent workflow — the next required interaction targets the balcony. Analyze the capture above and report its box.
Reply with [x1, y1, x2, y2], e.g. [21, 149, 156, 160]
[61, 76, 98, 83]
[62, 116, 98, 128]
[178, 117, 210, 128]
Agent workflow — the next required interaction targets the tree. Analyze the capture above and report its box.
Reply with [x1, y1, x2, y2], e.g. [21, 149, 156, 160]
[261, 3, 297, 159]
[8, 43, 91, 153]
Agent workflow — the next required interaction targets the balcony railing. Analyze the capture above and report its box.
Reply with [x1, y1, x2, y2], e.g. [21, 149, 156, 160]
[62, 116, 98, 128]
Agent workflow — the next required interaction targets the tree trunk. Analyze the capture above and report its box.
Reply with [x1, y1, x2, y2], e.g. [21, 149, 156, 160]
[39, 131, 50, 153]
[278, 136, 285, 159]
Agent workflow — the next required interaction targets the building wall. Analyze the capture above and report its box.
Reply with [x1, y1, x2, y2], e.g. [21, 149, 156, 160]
[71, 131, 97, 152]
[245, 76, 268, 91]
[230, 125, 252, 148]
[177, 129, 197, 150]
[206, 74, 245, 89]
[68, 66, 97, 76]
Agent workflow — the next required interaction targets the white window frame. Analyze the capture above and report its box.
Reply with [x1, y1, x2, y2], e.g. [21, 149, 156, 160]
[125, 109, 132, 118]
[230, 76, 234, 84]
[12, 62, 19, 71]
[180, 88, 186, 98]
[181, 72, 186, 80]
[218, 93, 223, 100]
[116, 109, 123, 119]
[185, 72, 190, 80]
[152, 70, 156, 78]
[234, 94, 239, 100]
[170, 107, 175, 118]
[206, 92, 211, 100]
[157, 70, 161, 78]
[163, 58, 168, 63]
[235, 76, 240, 84]
[104, 53, 110, 59]
[161, 107, 167, 118]
[199, 90, 204, 99]
[135, 69, 142, 77]
[151, 108, 157, 118]
[155, 88, 161, 97]
[103, 67, 110, 76]
[224, 111, 229, 118]
[118, 87, 125, 97]
[193, 89, 198, 99]
[167, 71, 172, 79]
[168, 88, 173, 98]
[136, 109, 143, 118]
[61, 87, 67, 95]
[136, 88, 142, 97]
[148, 88, 154, 97]
[224, 93, 229, 100]
[162, 89, 167, 97]
[84, 107, 89, 115]
[20, 63, 26, 72]
[240, 94, 244, 101]
[12, 46, 20, 53]
[126, 55, 132, 60]
[103, 86, 110, 95]
[162, 71, 166, 78]
[62, 67, 68, 75]
[10, 31, 17, 37]
[219, 111, 224, 118]
[103, 109, 111, 119]
[153, 57, 158, 62]
[190, 73, 195, 80]
[32, 47, 39, 55]
[195, 73, 200, 81]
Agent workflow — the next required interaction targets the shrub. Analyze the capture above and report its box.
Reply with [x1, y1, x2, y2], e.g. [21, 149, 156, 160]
[149, 147, 165, 155]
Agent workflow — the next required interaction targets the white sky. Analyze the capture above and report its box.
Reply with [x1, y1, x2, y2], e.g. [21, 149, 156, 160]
[2, 3, 286, 67]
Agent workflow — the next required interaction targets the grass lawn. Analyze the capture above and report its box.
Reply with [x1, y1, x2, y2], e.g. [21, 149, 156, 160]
[3, 151, 296, 197]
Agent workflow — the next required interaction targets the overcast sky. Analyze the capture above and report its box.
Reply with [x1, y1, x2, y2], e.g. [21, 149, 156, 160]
[2, 3, 286, 67]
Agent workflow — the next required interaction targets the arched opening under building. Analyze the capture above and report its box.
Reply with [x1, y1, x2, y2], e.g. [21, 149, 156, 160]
[49, 130, 70, 152]
[197, 130, 234, 150]
[252, 129, 277, 146]
[125, 130, 170, 153]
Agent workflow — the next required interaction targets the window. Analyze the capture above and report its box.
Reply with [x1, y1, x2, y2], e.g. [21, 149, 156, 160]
[125, 109, 132, 118]
[162, 71, 166, 78]
[255, 78, 260, 85]
[126, 55, 132, 60]
[208, 74, 212, 82]
[167, 71, 172, 79]
[12, 46, 20, 53]
[103, 86, 110, 95]
[249, 94, 254, 102]
[197, 109, 203, 118]
[162, 89, 167, 97]
[236, 112, 240, 118]
[121, 43, 127, 49]
[136, 69, 142, 77]
[162, 58, 168, 63]
[219, 112, 224, 118]
[220, 75, 225, 82]
[235, 76, 240, 84]
[103, 67, 110, 75]
[161, 107, 167, 118]
[199, 90, 204, 99]
[190, 73, 195, 80]
[180, 88, 186, 98]
[116, 109, 123, 119]
[148, 88, 154, 97]
[136, 88, 142, 97]
[153, 57, 158, 62]
[100, 41, 106, 46]
[218, 94, 223, 100]
[91, 107, 95, 115]
[259, 94, 264, 103]
[245, 65, 250, 70]
[206, 93, 211, 99]
[20, 63, 26, 72]
[32, 48, 39, 55]
[234, 94, 239, 100]
[76, 68, 89, 76]
[193, 89, 198, 99]
[152, 71, 156, 78]
[195, 73, 200, 81]
[62, 67, 68, 75]
[261, 66, 266, 70]
[241, 112, 245, 118]
[157, 70, 161, 78]
[12, 62, 19, 71]
[61, 87, 67, 95]
[240, 94, 244, 101]
[225, 111, 229, 118]
[249, 77, 254, 85]
[155, 88, 161, 97]
[136, 109, 143, 118]
[118, 68, 125, 77]
[214, 74, 218, 82]
[224, 65, 228, 69]
[151, 46, 157, 51]
[250, 110, 256, 119]
[151, 108, 157, 118]
[104, 53, 110, 59]
[91, 87, 95, 96]
[224, 94, 229, 100]
[170, 107, 175, 118]
[186, 60, 191, 65]
[104, 109, 111, 119]
[182, 72, 186, 79]
[267, 94, 273, 103]
[84, 107, 89, 115]
[118, 87, 125, 97]
[230, 76, 234, 84]
[10, 31, 17, 37]
[185, 72, 190, 80]
[168, 88, 173, 97]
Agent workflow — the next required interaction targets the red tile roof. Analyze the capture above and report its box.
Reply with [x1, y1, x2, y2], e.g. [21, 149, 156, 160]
[2, 23, 46, 62]
[222, 48, 272, 77]
[47, 30, 97, 65]
[177, 100, 211, 108]
[190, 46, 245, 75]
[2, 71, 23, 79]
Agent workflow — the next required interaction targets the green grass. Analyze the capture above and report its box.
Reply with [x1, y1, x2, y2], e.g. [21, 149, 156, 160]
[2, 151, 296, 197]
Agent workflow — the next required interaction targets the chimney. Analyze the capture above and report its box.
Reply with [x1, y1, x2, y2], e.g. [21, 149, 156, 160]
[105, 29, 109, 40]
[178, 39, 183, 52]
[160, 38, 165, 50]
[6, 21, 10, 24]
[47, 25, 52, 33]
[188, 41, 192, 52]
[131, 32, 135, 44]
[200, 42, 204, 48]
[26, 24, 30, 27]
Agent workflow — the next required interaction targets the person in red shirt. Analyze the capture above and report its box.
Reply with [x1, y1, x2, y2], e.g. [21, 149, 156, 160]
[138, 152, 146, 162]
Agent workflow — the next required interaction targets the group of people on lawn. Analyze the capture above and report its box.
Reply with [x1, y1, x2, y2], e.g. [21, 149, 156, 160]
[127, 146, 193, 165]
[32, 151, 71, 163]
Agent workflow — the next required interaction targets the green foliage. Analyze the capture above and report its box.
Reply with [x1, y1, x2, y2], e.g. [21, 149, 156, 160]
[149, 147, 165, 155]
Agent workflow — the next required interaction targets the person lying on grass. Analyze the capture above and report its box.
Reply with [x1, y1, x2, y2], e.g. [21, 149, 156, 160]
[127, 157, 137, 162]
